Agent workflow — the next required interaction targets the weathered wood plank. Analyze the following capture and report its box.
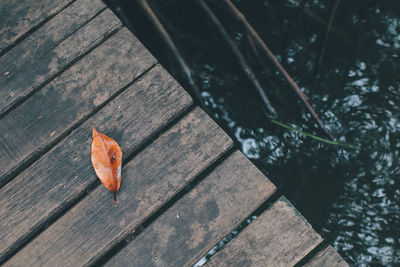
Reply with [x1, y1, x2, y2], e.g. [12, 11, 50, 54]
[0, 0, 73, 55]
[0, 64, 192, 261]
[0, 1, 118, 115]
[0, 27, 156, 187]
[0, 0, 105, 81]
[107, 151, 276, 267]
[305, 246, 349, 267]
[5, 108, 233, 266]
[208, 197, 323, 266]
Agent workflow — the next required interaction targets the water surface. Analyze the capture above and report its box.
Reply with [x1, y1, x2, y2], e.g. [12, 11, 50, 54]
[106, 0, 400, 265]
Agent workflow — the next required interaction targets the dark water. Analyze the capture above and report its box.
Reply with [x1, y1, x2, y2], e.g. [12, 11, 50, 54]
[105, 0, 400, 265]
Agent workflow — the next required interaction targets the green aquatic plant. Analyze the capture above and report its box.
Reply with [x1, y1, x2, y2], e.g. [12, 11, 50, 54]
[269, 119, 360, 150]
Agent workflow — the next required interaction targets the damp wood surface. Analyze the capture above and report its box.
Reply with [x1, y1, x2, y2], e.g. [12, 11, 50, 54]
[0, 0, 74, 54]
[0, 1, 348, 266]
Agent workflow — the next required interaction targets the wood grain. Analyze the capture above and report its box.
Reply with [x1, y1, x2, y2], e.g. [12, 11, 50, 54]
[305, 246, 349, 267]
[0, 64, 192, 261]
[5, 108, 233, 266]
[0, 0, 73, 54]
[0, 0, 105, 81]
[208, 197, 323, 267]
[0, 27, 156, 186]
[107, 151, 276, 267]
[0, 2, 120, 115]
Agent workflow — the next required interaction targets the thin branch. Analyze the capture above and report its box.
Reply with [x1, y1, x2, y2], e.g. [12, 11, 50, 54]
[137, 0, 205, 110]
[315, 0, 341, 73]
[221, 0, 335, 140]
[196, 0, 277, 117]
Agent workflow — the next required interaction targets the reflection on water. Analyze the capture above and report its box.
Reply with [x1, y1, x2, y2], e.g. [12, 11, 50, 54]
[106, 0, 400, 265]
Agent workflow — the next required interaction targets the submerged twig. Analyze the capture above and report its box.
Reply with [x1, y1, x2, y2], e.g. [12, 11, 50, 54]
[196, 0, 277, 117]
[137, 0, 205, 110]
[315, 0, 341, 73]
[221, 0, 335, 140]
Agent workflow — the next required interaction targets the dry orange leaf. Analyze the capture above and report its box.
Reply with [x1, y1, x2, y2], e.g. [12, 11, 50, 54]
[91, 127, 122, 205]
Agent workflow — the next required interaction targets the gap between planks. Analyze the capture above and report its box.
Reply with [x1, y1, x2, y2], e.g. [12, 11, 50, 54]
[0, 0, 76, 57]
[94, 146, 237, 265]
[105, 150, 276, 267]
[0, 7, 121, 119]
[206, 196, 323, 266]
[4, 108, 233, 266]
[193, 191, 283, 267]
[0, 27, 156, 188]
[303, 245, 350, 267]
[0, 64, 192, 264]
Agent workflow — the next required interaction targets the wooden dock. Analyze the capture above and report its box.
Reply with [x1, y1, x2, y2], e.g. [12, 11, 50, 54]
[0, 1, 348, 266]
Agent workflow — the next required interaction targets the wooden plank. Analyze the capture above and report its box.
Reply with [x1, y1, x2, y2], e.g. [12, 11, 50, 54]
[0, 0, 105, 81]
[208, 197, 323, 266]
[0, 64, 192, 261]
[0, 0, 73, 54]
[305, 246, 349, 267]
[108, 151, 276, 267]
[0, 27, 156, 187]
[5, 108, 233, 266]
[0, 8, 121, 115]
[0, 1, 117, 115]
